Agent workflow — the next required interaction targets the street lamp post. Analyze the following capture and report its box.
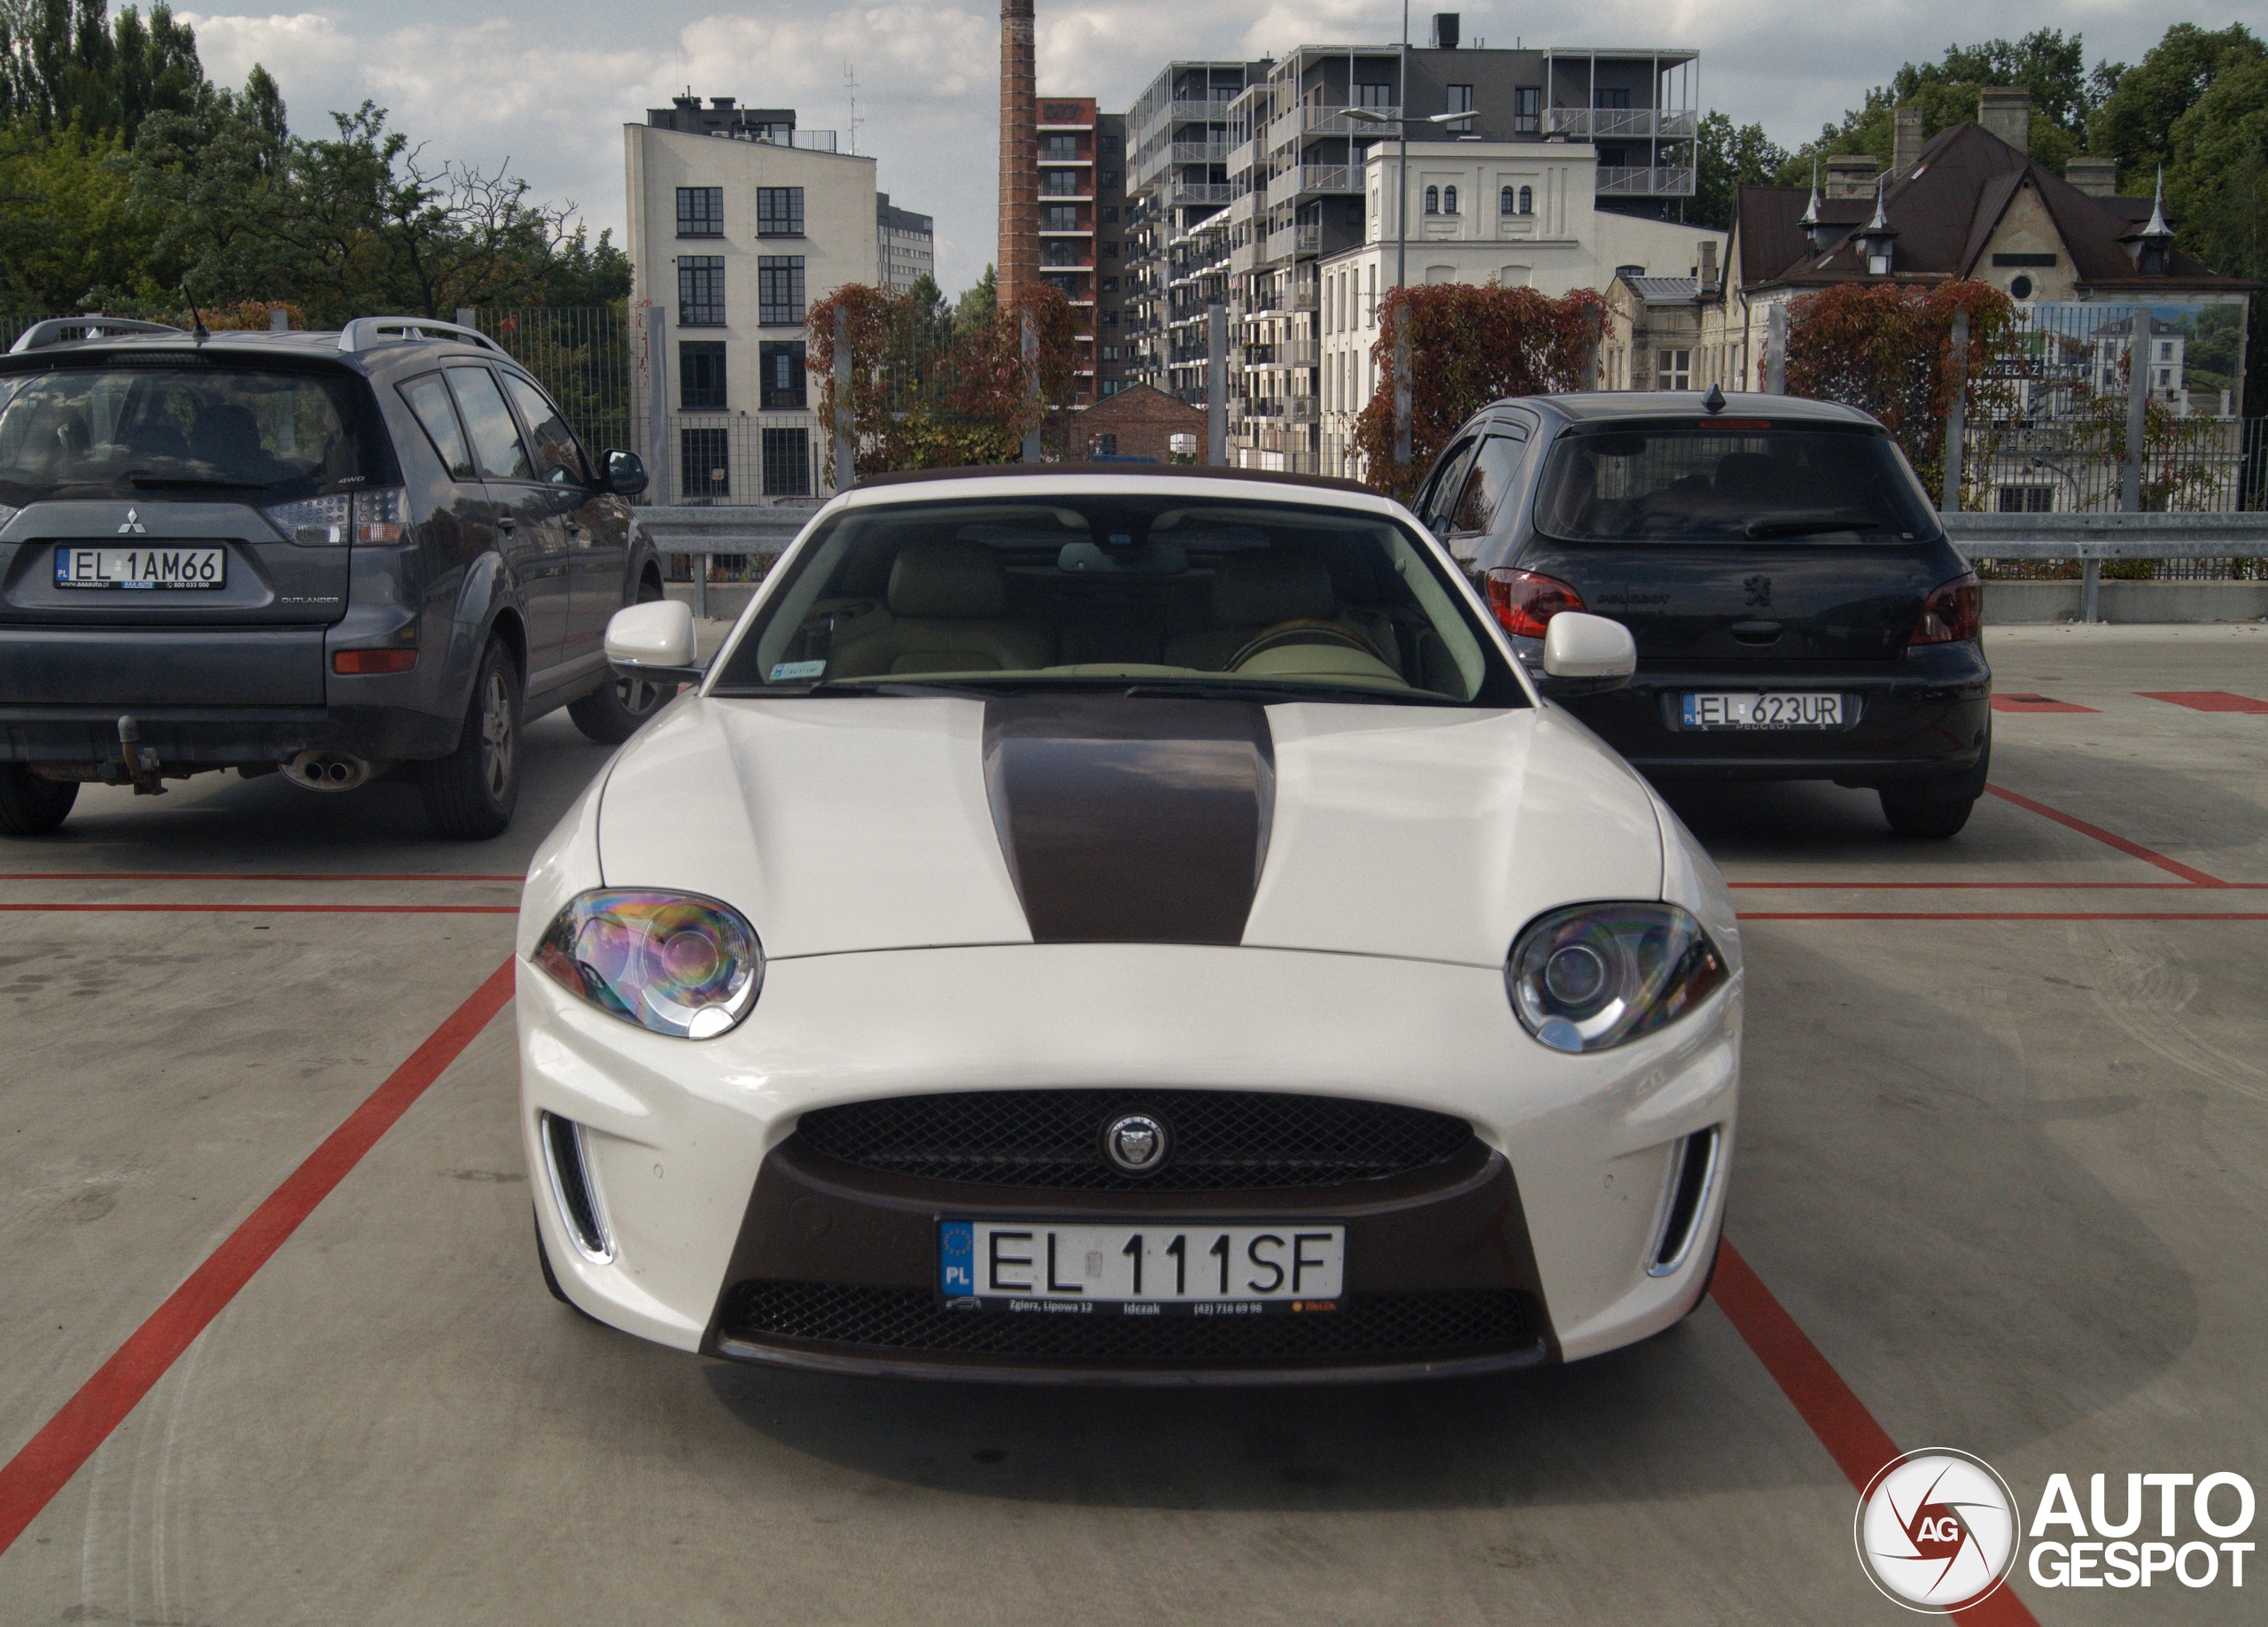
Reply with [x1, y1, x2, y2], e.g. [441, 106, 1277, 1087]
[1346, 97, 1462, 476]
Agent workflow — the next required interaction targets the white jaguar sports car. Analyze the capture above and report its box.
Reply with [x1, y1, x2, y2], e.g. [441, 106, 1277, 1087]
[516, 468, 1741, 1383]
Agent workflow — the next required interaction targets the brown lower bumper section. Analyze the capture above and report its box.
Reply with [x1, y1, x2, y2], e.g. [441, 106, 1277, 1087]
[700, 1135, 1557, 1384]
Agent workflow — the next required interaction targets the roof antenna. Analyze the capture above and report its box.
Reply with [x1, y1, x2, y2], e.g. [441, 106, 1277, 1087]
[1703, 382, 1726, 414]
[184, 291, 210, 345]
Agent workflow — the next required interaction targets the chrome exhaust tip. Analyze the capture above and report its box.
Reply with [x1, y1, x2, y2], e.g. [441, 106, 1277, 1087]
[283, 750, 377, 792]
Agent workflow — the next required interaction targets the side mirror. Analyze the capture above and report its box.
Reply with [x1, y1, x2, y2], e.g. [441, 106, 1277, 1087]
[1538, 611, 1636, 698]
[602, 449, 649, 498]
[604, 599, 704, 683]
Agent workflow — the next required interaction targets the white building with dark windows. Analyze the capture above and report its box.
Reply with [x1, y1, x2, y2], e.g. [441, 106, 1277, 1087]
[877, 194, 936, 295]
[626, 95, 903, 500]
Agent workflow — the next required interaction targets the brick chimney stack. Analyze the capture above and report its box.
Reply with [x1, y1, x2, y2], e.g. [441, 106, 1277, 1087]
[1891, 106, 1923, 175]
[1978, 88, 2031, 154]
[998, 0, 1037, 313]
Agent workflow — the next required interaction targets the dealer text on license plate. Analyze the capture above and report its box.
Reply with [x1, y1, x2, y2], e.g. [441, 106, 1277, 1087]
[54, 546, 227, 590]
[940, 1220, 1345, 1313]
[1682, 692, 1843, 729]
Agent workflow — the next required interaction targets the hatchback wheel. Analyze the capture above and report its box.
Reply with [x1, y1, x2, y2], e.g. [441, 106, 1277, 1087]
[420, 639, 521, 840]
[0, 765, 77, 837]
[1880, 785, 1979, 839]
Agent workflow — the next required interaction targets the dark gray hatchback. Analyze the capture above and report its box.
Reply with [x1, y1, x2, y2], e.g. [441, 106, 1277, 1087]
[1412, 390, 1992, 838]
[0, 315, 669, 838]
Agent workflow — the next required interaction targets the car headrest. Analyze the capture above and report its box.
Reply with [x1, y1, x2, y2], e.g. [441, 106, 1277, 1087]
[1711, 453, 1781, 504]
[888, 541, 1007, 619]
[1210, 552, 1334, 626]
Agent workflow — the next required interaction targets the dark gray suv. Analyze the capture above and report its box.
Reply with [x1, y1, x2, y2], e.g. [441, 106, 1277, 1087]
[0, 315, 669, 839]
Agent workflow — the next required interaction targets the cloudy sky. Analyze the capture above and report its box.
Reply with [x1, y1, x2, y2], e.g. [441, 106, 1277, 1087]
[178, 0, 2260, 295]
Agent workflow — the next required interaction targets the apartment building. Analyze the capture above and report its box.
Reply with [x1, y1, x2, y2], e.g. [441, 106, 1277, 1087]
[627, 95, 915, 501]
[1135, 18, 1700, 471]
[877, 194, 936, 295]
[1122, 61, 1270, 406]
[1026, 97, 1130, 404]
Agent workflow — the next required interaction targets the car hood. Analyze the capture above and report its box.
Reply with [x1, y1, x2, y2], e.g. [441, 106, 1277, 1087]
[594, 693, 1663, 968]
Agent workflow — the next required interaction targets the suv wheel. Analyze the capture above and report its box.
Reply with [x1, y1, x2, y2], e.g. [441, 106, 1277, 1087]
[421, 640, 521, 840]
[566, 579, 677, 745]
[0, 765, 78, 837]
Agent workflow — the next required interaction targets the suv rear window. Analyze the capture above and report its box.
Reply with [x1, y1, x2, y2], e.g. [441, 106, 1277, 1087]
[1534, 424, 1938, 543]
[0, 364, 385, 506]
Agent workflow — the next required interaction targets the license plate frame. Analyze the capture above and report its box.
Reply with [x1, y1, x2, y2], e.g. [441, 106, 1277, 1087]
[939, 1219, 1347, 1314]
[53, 546, 228, 591]
[1680, 691, 1845, 730]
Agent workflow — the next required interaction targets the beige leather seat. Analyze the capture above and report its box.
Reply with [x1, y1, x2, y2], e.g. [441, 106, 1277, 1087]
[1163, 552, 1344, 672]
[828, 541, 1051, 678]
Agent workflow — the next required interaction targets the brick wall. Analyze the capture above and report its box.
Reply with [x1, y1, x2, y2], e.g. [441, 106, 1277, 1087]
[1061, 383, 1208, 461]
[998, 0, 1037, 312]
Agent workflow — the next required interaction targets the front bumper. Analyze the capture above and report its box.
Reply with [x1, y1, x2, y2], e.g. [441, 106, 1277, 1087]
[517, 941, 1742, 1381]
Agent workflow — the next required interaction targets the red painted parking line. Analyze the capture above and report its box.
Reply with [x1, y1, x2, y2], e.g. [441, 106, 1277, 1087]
[0, 872, 522, 883]
[1710, 1242, 2042, 1626]
[2139, 690, 2268, 715]
[1728, 879, 2265, 890]
[0, 957, 516, 1558]
[1741, 911, 2266, 922]
[1984, 785, 2226, 887]
[0, 903, 518, 915]
[1991, 693, 2095, 714]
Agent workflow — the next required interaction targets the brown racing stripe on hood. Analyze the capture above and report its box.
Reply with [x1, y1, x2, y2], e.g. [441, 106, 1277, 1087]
[982, 695, 1275, 944]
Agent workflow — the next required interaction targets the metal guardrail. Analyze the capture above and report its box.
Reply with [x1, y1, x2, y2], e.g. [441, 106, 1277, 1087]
[1944, 513, 2268, 622]
[635, 505, 816, 617]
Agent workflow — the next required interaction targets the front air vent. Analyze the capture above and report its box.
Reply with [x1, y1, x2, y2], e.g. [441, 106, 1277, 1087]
[540, 1111, 612, 1261]
[1648, 1127, 1720, 1277]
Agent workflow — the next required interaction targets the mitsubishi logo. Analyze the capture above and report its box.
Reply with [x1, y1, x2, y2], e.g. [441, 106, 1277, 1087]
[117, 508, 147, 535]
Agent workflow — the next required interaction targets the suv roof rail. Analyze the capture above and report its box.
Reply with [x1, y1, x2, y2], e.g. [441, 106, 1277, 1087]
[337, 316, 504, 356]
[8, 316, 190, 353]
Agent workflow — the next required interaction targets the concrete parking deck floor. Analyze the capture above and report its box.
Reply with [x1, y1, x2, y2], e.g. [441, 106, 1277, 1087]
[0, 626, 2261, 1625]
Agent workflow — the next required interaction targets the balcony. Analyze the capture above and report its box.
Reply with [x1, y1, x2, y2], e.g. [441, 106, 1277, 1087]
[1596, 165, 1697, 197]
[1168, 182, 1236, 207]
[1170, 141, 1231, 164]
[1268, 104, 1400, 148]
[1544, 108, 1699, 141]
[1266, 164, 1355, 208]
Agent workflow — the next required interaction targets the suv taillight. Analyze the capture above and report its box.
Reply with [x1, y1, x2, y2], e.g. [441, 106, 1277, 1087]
[1485, 568, 1585, 639]
[1912, 571, 1982, 645]
[263, 487, 407, 546]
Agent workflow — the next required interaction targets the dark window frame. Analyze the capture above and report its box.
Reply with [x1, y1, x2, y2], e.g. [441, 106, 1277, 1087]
[680, 341, 727, 411]
[757, 187, 805, 237]
[757, 255, 806, 327]
[678, 256, 726, 328]
[676, 186, 724, 237]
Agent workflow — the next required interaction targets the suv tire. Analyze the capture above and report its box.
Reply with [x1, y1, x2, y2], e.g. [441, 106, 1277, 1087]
[420, 639, 520, 840]
[567, 579, 676, 745]
[0, 765, 77, 837]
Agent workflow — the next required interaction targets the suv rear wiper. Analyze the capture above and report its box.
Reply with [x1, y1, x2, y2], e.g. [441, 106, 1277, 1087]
[128, 473, 268, 491]
[1744, 516, 1881, 540]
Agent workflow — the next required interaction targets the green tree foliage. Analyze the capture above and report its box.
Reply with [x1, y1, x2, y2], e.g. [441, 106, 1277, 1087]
[1776, 30, 2106, 183]
[1694, 112, 1787, 231]
[952, 265, 998, 338]
[0, 0, 206, 143]
[2090, 23, 2264, 182]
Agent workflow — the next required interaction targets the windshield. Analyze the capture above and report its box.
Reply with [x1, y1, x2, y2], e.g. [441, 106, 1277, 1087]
[0, 364, 384, 505]
[711, 492, 1524, 706]
[1534, 424, 1939, 544]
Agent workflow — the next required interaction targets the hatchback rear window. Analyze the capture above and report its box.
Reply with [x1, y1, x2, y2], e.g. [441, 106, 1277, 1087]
[1534, 425, 1938, 543]
[0, 363, 385, 506]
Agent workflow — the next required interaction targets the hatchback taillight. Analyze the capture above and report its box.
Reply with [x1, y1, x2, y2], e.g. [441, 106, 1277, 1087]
[1912, 572, 1982, 645]
[1485, 569, 1585, 639]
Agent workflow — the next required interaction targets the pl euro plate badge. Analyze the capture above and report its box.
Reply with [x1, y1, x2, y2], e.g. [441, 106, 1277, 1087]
[55, 546, 226, 590]
[940, 1220, 1345, 1315]
[1682, 692, 1843, 729]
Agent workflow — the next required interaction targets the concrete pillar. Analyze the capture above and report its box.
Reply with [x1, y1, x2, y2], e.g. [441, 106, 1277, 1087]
[834, 305, 856, 491]
[643, 305, 668, 507]
[1941, 307, 1968, 512]
[2123, 319, 2148, 514]
[1206, 304, 1226, 466]
[1765, 303, 1786, 395]
[1392, 324, 1412, 470]
[1021, 310, 1043, 463]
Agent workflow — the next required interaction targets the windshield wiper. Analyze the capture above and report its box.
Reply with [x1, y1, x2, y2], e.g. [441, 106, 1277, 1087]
[128, 473, 268, 491]
[1744, 516, 1881, 540]
[1119, 681, 1458, 707]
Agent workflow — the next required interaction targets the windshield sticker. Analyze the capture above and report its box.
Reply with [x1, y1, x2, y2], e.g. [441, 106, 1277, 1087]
[769, 661, 827, 683]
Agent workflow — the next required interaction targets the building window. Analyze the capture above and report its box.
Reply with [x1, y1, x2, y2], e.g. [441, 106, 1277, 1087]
[762, 427, 811, 496]
[1104, 241, 1117, 257]
[681, 426, 729, 499]
[1042, 134, 1078, 159]
[757, 255, 806, 326]
[678, 257, 725, 327]
[1102, 345, 1119, 360]
[1102, 170, 1120, 189]
[1102, 205, 1118, 222]
[1594, 88, 1631, 110]
[679, 341, 726, 409]
[1100, 276, 1117, 291]
[1447, 85, 1474, 135]
[1442, 185, 1459, 215]
[676, 187, 723, 237]
[1043, 204, 1079, 231]
[1997, 484, 2053, 513]
[1042, 171, 1080, 196]
[1043, 241, 1079, 267]
[1500, 186, 1515, 214]
[1093, 433, 1118, 455]
[1102, 311, 1117, 328]
[1513, 87, 1540, 134]
[1424, 186, 1440, 214]
[1357, 82, 1394, 108]
[1658, 348, 1691, 391]
[1519, 185, 1534, 215]
[757, 187, 804, 236]
[757, 341, 807, 408]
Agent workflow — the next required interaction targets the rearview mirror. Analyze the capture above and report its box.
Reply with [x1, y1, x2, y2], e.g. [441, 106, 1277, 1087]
[605, 599, 703, 683]
[602, 449, 649, 498]
[1538, 611, 1636, 698]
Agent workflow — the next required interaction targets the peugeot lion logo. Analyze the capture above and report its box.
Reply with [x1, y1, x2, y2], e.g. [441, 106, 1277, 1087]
[1102, 1112, 1169, 1174]
[117, 507, 147, 536]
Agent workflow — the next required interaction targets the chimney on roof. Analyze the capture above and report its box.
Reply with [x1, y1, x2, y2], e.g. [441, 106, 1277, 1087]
[672, 94, 700, 112]
[1431, 12, 1460, 49]
[711, 96, 735, 111]
[1698, 239, 1720, 291]
[1978, 88, 2030, 154]
[1823, 154, 1876, 199]
[2064, 156, 2117, 198]
[1891, 106, 1924, 175]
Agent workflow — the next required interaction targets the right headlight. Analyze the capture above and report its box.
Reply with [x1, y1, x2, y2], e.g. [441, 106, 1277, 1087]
[534, 888, 763, 1039]
[1507, 902, 1727, 1053]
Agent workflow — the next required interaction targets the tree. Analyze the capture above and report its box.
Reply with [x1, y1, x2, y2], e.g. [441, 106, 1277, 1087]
[953, 265, 998, 338]
[1694, 112, 1786, 231]
[0, 0, 208, 144]
[1351, 283, 1602, 500]
[2091, 23, 2264, 184]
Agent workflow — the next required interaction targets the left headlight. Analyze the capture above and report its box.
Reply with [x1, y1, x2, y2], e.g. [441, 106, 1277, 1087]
[1507, 902, 1727, 1053]
[534, 888, 763, 1039]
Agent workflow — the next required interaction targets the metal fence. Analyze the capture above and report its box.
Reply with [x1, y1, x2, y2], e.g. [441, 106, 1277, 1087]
[664, 413, 826, 505]
[463, 306, 633, 458]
